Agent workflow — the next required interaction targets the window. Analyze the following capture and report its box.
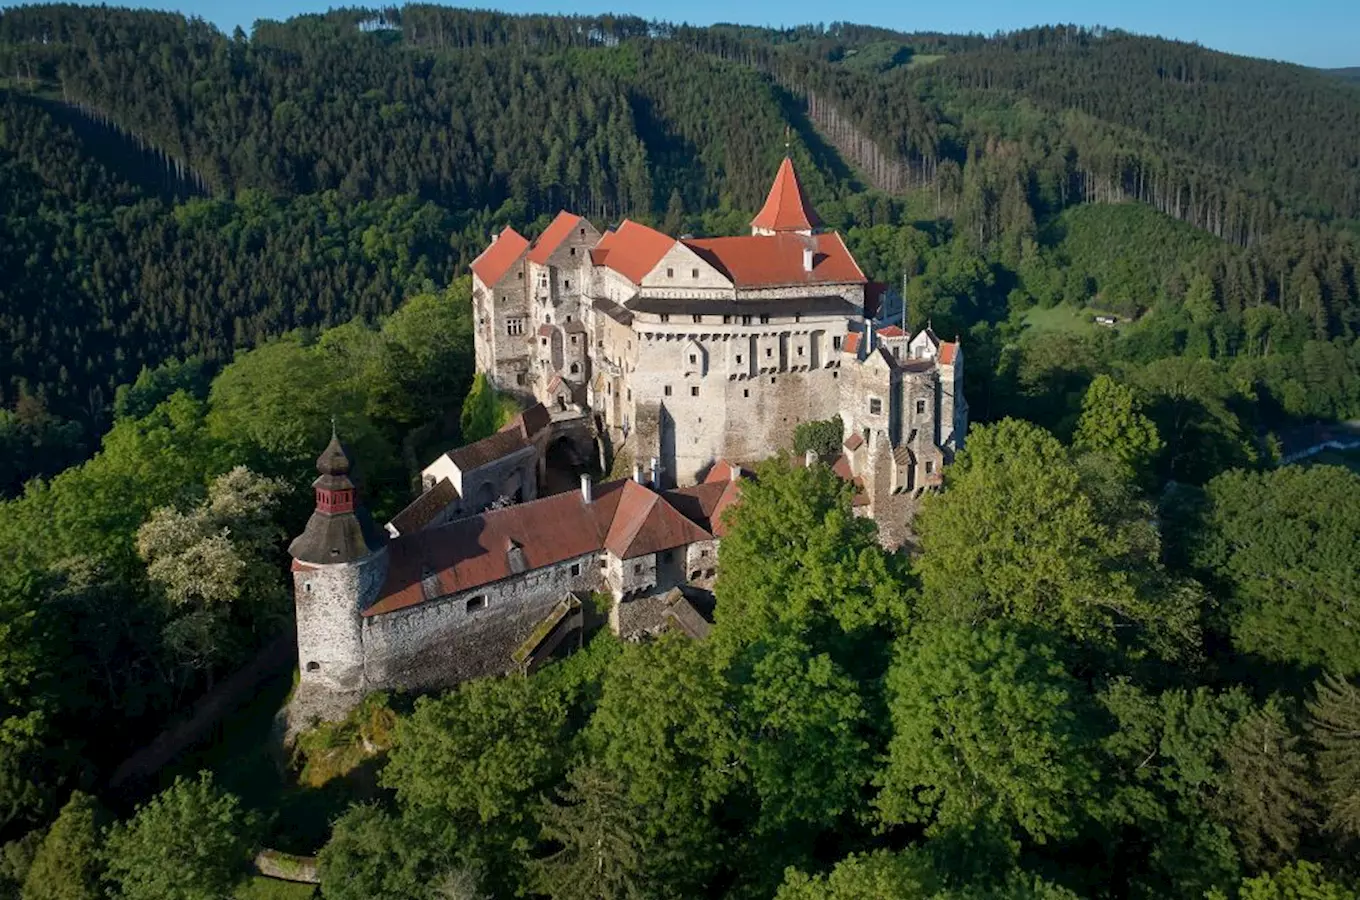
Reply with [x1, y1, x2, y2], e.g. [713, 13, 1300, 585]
[579, 227, 586, 236]
[571, 335, 578, 345]
[765, 348, 772, 357]
[925, 461, 935, 475]
[570, 363, 580, 374]
[760, 314, 770, 324]
[691, 386, 699, 397]
[736, 355, 743, 364]
[700, 548, 709, 558]
[541, 338, 548, 347]
[506, 318, 525, 336]
[517, 271, 523, 279]
[466, 596, 488, 613]
[627, 389, 632, 400]
[660, 314, 671, 323]
[634, 563, 643, 575]
[869, 398, 882, 415]
[741, 315, 753, 325]
[771, 376, 777, 384]
[797, 346, 804, 356]
[666, 267, 674, 278]
[306, 661, 320, 672]
[743, 389, 749, 398]
[516, 373, 526, 386]
[691, 268, 699, 279]
[833, 371, 839, 379]
[723, 315, 732, 324]
[664, 385, 673, 396]
[304, 582, 313, 593]
[569, 247, 576, 256]
[600, 558, 607, 569]
[689, 354, 697, 364]
[570, 563, 581, 576]
[693, 314, 702, 323]
[833, 336, 842, 350]
[916, 399, 927, 415]
[794, 314, 801, 323]
[564, 279, 571, 289]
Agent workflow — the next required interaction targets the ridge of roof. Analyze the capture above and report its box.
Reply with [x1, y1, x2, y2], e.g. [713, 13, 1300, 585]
[750, 157, 820, 233]
[682, 232, 865, 288]
[527, 211, 583, 265]
[470, 227, 529, 286]
[592, 219, 675, 284]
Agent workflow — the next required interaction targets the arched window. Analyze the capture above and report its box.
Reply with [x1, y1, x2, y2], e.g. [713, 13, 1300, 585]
[570, 363, 580, 374]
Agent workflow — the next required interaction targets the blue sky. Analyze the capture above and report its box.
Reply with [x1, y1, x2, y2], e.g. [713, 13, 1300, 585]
[11, 0, 1358, 68]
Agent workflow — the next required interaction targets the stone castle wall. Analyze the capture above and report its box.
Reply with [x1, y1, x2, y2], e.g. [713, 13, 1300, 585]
[361, 551, 603, 690]
[294, 549, 390, 691]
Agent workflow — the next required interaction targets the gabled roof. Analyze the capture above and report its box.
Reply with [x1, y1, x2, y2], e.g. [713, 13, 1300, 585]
[591, 220, 675, 284]
[877, 324, 906, 338]
[938, 341, 959, 365]
[604, 481, 712, 559]
[527, 212, 584, 265]
[668, 477, 742, 537]
[388, 478, 460, 536]
[470, 227, 529, 286]
[500, 403, 551, 441]
[368, 476, 737, 616]
[750, 157, 820, 233]
[446, 428, 531, 473]
[683, 232, 866, 288]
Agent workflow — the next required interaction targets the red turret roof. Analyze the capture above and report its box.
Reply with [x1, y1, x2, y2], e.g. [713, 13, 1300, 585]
[470, 227, 529, 286]
[750, 158, 819, 234]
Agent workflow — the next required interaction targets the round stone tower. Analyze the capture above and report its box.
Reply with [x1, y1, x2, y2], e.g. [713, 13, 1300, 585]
[288, 429, 388, 691]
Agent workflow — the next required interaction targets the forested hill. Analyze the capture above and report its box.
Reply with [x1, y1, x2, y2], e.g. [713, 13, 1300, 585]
[1, 5, 1360, 491]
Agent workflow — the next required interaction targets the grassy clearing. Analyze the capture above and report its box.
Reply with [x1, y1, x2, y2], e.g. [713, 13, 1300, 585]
[1021, 304, 1122, 336]
[233, 876, 317, 900]
[907, 54, 945, 68]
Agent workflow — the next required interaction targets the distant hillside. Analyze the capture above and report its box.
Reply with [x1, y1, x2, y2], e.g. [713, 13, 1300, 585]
[0, 6, 1357, 448]
[1328, 66, 1360, 84]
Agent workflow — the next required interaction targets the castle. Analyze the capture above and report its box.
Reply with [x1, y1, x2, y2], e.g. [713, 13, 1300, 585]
[288, 160, 967, 710]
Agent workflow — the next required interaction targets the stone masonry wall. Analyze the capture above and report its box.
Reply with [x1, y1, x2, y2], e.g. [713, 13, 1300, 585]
[362, 551, 603, 690]
[295, 549, 390, 691]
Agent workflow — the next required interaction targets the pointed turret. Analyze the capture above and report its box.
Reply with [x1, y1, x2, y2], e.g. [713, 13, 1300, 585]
[289, 429, 386, 565]
[750, 158, 820, 236]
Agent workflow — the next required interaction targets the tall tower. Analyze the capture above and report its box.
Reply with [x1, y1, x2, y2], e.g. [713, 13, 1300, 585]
[288, 429, 388, 691]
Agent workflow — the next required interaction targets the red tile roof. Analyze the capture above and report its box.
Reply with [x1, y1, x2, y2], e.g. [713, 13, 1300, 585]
[750, 157, 819, 233]
[668, 478, 743, 537]
[604, 483, 712, 558]
[684, 232, 865, 289]
[844, 433, 864, 451]
[938, 341, 959, 365]
[843, 332, 862, 355]
[470, 227, 529, 287]
[367, 478, 737, 616]
[592, 220, 675, 284]
[527, 212, 583, 265]
[877, 325, 906, 338]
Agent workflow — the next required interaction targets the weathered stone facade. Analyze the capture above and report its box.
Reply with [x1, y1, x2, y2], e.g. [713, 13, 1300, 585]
[289, 161, 969, 723]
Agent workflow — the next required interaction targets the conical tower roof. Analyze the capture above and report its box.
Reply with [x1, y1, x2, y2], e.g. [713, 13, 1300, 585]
[750, 157, 819, 235]
[289, 427, 385, 565]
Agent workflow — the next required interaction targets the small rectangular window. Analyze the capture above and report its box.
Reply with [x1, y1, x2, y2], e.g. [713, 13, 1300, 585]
[723, 315, 732, 324]
[689, 354, 697, 364]
[693, 314, 702, 324]
[869, 398, 882, 415]
[666, 267, 674, 278]
[736, 355, 743, 364]
[797, 346, 804, 355]
[660, 314, 671, 324]
[664, 385, 673, 396]
[466, 596, 487, 613]
[691, 386, 699, 397]
[743, 389, 750, 398]
[634, 563, 643, 575]
[833, 336, 842, 350]
[925, 461, 935, 475]
[564, 279, 571, 289]
[765, 348, 772, 357]
[760, 314, 770, 324]
[570, 563, 581, 577]
[741, 315, 753, 326]
[916, 399, 926, 415]
[691, 268, 699, 279]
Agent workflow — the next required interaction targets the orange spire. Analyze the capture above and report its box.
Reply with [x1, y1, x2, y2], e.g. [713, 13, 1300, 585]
[750, 157, 819, 236]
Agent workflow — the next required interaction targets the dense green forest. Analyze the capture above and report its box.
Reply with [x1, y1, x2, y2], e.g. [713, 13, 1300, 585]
[2, 4, 1360, 899]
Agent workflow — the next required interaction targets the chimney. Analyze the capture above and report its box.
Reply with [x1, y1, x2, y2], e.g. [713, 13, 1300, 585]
[649, 457, 660, 488]
[802, 247, 814, 272]
[805, 449, 819, 468]
[506, 538, 527, 575]
[633, 464, 644, 484]
[580, 472, 593, 504]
